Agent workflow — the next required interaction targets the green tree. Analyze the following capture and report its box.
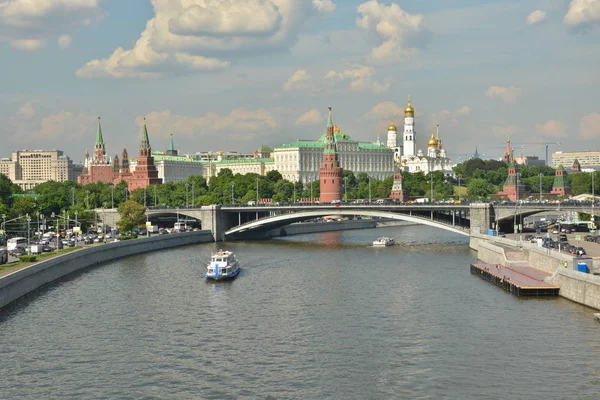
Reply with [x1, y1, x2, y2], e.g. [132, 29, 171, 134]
[10, 196, 38, 218]
[467, 178, 495, 200]
[117, 200, 147, 232]
[0, 174, 15, 204]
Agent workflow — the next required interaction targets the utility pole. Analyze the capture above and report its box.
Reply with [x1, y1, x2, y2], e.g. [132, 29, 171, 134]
[539, 173, 543, 202]
[256, 178, 259, 204]
[458, 175, 462, 203]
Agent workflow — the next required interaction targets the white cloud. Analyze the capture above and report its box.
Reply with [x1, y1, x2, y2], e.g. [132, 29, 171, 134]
[137, 108, 279, 141]
[78, 0, 336, 79]
[15, 102, 36, 119]
[58, 34, 72, 49]
[356, 0, 426, 64]
[364, 101, 405, 120]
[295, 109, 323, 125]
[492, 125, 523, 137]
[9, 38, 45, 51]
[283, 69, 313, 92]
[485, 86, 524, 103]
[456, 105, 472, 116]
[527, 10, 548, 25]
[312, 0, 336, 14]
[0, 0, 103, 50]
[325, 65, 390, 93]
[535, 120, 568, 137]
[565, 0, 600, 30]
[580, 112, 600, 138]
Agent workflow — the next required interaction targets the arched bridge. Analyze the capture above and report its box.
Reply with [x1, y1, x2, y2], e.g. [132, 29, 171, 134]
[225, 209, 470, 237]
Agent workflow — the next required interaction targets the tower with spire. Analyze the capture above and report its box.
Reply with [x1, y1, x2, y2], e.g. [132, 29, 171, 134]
[390, 167, 408, 201]
[319, 107, 343, 202]
[78, 117, 115, 185]
[402, 95, 416, 158]
[166, 134, 178, 156]
[127, 118, 162, 190]
[503, 138, 513, 163]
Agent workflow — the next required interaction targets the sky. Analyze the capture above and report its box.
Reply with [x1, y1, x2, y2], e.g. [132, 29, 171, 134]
[1, 0, 599, 165]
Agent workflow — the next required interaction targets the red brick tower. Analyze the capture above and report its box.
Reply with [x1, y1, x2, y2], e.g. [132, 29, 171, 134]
[390, 168, 408, 201]
[551, 165, 571, 197]
[127, 118, 162, 191]
[78, 117, 114, 185]
[319, 107, 343, 202]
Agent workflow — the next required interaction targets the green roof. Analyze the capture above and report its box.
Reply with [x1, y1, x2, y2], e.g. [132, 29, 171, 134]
[152, 152, 204, 163]
[257, 145, 273, 152]
[96, 117, 104, 146]
[169, 134, 175, 152]
[214, 158, 274, 165]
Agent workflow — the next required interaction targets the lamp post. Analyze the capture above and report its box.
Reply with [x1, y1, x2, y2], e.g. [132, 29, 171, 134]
[111, 185, 114, 209]
[293, 182, 296, 204]
[231, 181, 235, 204]
[310, 182, 313, 205]
[176, 207, 180, 226]
[458, 175, 462, 203]
[430, 175, 434, 203]
[256, 178, 259, 204]
[192, 182, 195, 206]
[344, 177, 348, 202]
[71, 187, 75, 207]
[51, 212, 59, 251]
[74, 210, 78, 246]
[368, 176, 372, 203]
[592, 171, 595, 228]
[185, 183, 189, 206]
[86, 190, 90, 210]
[143, 186, 147, 208]
[153, 185, 157, 207]
[26, 214, 31, 247]
[539, 173, 543, 202]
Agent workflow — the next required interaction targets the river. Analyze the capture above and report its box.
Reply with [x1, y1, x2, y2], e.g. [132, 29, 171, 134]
[1, 225, 599, 399]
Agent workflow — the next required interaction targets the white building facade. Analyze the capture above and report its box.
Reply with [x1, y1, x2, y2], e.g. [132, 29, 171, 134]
[275, 126, 395, 183]
[0, 149, 76, 190]
[386, 97, 453, 176]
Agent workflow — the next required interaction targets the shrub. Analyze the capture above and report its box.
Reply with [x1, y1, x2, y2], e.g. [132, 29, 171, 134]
[19, 255, 38, 263]
[119, 235, 135, 241]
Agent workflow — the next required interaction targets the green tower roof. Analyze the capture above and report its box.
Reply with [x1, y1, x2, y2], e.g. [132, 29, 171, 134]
[95, 117, 104, 145]
[169, 134, 175, 152]
[141, 118, 150, 149]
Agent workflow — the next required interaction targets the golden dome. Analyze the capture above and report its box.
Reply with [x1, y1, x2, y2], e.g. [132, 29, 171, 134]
[333, 124, 341, 133]
[405, 95, 415, 115]
[388, 122, 397, 131]
[428, 132, 438, 147]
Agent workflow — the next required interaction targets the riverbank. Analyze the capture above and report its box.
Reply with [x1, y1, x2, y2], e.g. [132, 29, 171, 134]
[0, 231, 214, 310]
[470, 234, 600, 310]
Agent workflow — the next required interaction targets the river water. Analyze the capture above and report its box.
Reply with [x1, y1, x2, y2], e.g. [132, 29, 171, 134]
[1, 226, 599, 399]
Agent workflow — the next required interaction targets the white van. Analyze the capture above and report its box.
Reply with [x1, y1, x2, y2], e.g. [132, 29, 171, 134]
[7, 237, 27, 251]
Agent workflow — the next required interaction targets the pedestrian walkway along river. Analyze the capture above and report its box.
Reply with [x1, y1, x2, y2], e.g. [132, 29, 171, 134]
[1, 225, 598, 399]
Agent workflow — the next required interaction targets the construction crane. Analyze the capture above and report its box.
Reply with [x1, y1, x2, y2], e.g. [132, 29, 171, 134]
[511, 141, 561, 166]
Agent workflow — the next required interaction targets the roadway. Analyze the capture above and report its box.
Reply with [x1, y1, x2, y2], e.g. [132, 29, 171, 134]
[507, 232, 600, 258]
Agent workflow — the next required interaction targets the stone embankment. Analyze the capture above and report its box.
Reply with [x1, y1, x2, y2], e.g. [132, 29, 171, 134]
[470, 235, 600, 310]
[0, 231, 214, 310]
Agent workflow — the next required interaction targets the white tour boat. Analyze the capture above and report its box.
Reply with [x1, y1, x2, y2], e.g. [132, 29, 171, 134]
[205, 250, 240, 281]
[373, 237, 395, 247]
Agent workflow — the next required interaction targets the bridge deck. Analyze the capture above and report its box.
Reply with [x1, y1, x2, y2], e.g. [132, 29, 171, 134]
[470, 263, 559, 297]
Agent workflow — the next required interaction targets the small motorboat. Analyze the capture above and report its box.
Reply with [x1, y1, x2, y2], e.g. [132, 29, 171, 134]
[205, 250, 240, 280]
[373, 237, 395, 247]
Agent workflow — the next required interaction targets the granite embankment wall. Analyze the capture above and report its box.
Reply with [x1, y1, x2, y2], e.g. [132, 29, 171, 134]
[470, 235, 600, 310]
[0, 231, 214, 310]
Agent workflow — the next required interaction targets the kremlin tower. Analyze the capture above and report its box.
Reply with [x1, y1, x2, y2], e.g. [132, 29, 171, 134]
[390, 168, 408, 201]
[78, 117, 113, 185]
[128, 118, 162, 190]
[319, 107, 343, 202]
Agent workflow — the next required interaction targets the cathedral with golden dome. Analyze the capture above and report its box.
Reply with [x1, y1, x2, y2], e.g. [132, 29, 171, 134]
[386, 96, 453, 176]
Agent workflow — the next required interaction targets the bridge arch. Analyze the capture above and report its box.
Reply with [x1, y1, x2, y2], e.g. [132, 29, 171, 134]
[225, 209, 469, 237]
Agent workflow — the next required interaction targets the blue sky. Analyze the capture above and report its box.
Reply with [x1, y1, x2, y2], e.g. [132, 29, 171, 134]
[1, 0, 599, 165]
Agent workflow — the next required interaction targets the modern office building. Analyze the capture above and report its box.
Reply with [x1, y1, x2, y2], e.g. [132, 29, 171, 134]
[552, 150, 600, 170]
[0, 149, 75, 190]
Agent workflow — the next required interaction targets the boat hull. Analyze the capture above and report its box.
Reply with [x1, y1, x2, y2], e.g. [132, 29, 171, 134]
[205, 267, 241, 281]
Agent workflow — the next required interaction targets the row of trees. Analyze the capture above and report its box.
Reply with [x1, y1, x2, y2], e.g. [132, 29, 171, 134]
[1, 160, 599, 225]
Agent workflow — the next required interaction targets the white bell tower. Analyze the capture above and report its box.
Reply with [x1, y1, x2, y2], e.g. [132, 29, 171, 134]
[403, 95, 416, 158]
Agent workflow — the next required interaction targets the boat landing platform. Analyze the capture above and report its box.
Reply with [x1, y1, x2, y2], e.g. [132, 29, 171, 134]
[470, 263, 560, 297]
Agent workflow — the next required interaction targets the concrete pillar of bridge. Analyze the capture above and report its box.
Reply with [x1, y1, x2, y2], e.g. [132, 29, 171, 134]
[469, 203, 493, 235]
[199, 205, 235, 242]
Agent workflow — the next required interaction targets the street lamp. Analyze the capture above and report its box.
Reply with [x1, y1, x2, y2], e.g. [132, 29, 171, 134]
[256, 178, 259, 204]
[153, 185, 157, 207]
[458, 174, 462, 203]
[310, 182, 313, 205]
[231, 181, 235, 204]
[539, 173, 543, 202]
[368, 176, 372, 203]
[430, 175, 433, 203]
[111, 185, 114, 208]
[592, 171, 595, 228]
[144, 186, 147, 208]
[51, 212, 59, 250]
[86, 190, 90, 210]
[344, 176, 348, 202]
[26, 214, 31, 247]
[74, 210, 78, 246]
[192, 182, 195, 206]
[185, 183, 189, 206]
